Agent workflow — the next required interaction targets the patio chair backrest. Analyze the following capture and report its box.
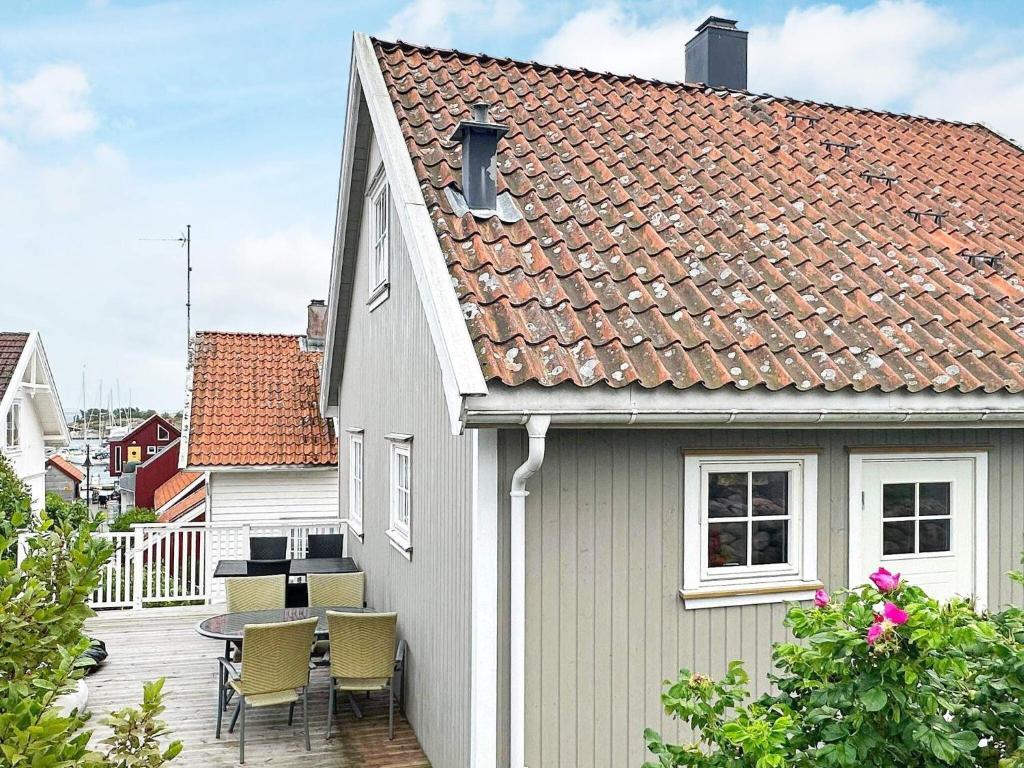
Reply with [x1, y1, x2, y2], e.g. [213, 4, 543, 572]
[249, 536, 288, 560]
[239, 617, 318, 696]
[307, 572, 365, 609]
[306, 533, 344, 559]
[225, 574, 286, 612]
[245, 558, 290, 576]
[327, 611, 398, 681]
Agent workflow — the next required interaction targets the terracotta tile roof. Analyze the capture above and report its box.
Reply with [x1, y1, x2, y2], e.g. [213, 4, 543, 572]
[0, 332, 29, 400]
[186, 333, 337, 467]
[47, 455, 84, 483]
[153, 469, 202, 510]
[158, 484, 205, 523]
[374, 39, 1024, 393]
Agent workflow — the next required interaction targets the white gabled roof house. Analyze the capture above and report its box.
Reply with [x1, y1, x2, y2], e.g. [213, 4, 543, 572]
[0, 331, 70, 506]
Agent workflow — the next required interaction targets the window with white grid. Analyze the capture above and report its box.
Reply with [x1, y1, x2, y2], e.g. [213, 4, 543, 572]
[387, 438, 412, 556]
[368, 174, 389, 301]
[348, 432, 363, 536]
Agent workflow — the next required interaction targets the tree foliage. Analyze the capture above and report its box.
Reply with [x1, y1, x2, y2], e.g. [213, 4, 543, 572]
[645, 570, 1024, 768]
[110, 507, 157, 532]
[0, 454, 181, 766]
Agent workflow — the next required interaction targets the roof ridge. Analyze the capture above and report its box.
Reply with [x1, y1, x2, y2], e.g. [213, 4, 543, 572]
[195, 331, 303, 339]
[370, 36, 1007, 136]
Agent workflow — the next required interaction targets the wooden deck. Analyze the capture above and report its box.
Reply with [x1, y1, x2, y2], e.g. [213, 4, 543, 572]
[84, 606, 431, 767]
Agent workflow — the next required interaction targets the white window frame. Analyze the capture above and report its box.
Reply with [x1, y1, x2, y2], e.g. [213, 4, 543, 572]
[367, 169, 390, 310]
[146, 445, 158, 456]
[114, 445, 122, 473]
[156, 424, 170, 441]
[348, 431, 364, 538]
[682, 451, 820, 609]
[5, 401, 21, 450]
[385, 434, 412, 558]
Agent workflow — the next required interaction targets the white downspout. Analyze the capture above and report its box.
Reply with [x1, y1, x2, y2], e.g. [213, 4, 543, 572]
[509, 414, 550, 768]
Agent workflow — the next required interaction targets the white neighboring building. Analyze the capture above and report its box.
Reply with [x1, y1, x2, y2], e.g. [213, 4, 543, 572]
[0, 332, 70, 506]
[180, 303, 339, 529]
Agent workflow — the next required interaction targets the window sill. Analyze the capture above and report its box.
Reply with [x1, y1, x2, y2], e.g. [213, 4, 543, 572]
[679, 580, 824, 609]
[346, 519, 364, 541]
[385, 528, 412, 560]
[367, 283, 389, 312]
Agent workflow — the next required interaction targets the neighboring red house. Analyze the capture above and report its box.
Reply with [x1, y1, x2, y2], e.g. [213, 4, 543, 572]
[108, 413, 179, 476]
[118, 438, 183, 511]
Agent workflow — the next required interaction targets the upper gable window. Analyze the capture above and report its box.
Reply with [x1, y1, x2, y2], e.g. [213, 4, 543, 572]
[5, 402, 20, 449]
[368, 170, 390, 309]
[156, 424, 170, 442]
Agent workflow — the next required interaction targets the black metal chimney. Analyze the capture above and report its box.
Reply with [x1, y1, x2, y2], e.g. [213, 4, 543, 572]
[449, 102, 509, 212]
[685, 16, 748, 90]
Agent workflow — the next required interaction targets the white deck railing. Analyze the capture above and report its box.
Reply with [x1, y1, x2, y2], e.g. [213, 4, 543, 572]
[18, 519, 347, 609]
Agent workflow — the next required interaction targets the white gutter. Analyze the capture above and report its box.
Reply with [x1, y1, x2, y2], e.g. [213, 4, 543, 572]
[465, 408, 1024, 428]
[508, 414, 550, 768]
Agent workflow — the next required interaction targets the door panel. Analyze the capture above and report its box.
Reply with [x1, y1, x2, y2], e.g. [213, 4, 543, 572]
[860, 457, 975, 601]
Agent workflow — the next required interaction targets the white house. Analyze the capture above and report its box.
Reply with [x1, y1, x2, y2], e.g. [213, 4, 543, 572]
[179, 302, 339, 529]
[0, 331, 70, 506]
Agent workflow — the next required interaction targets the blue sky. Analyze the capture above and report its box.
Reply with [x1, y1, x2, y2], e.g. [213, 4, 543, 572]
[1, 0, 1022, 411]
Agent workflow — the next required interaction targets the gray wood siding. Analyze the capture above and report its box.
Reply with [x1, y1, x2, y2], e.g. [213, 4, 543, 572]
[498, 427, 1024, 768]
[334, 131, 475, 768]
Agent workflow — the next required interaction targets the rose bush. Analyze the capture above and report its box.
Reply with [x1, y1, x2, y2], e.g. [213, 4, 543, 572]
[644, 568, 1024, 767]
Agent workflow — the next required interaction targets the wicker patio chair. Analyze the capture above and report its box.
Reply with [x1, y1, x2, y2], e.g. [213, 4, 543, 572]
[325, 611, 400, 740]
[307, 572, 365, 609]
[224, 574, 286, 612]
[216, 616, 318, 764]
[306, 533, 344, 558]
[307, 573, 366, 661]
[249, 536, 287, 559]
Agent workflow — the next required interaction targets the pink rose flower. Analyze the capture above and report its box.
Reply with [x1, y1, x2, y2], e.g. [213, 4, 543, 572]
[869, 567, 901, 592]
[813, 589, 830, 607]
[866, 622, 884, 646]
[882, 602, 908, 626]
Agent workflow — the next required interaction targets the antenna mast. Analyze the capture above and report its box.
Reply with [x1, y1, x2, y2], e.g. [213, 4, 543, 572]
[139, 225, 192, 354]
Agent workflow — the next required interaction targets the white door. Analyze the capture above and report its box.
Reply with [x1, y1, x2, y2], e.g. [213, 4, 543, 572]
[853, 454, 983, 603]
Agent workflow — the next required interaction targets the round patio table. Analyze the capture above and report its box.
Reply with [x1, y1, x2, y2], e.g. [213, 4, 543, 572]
[195, 605, 368, 642]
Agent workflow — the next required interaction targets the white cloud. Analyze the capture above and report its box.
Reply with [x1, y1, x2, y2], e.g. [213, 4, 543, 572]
[750, 1, 959, 105]
[196, 227, 332, 334]
[533, 2, 959, 105]
[533, 5, 720, 81]
[911, 57, 1024, 144]
[381, 0, 528, 48]
[0, 64, 97, 140]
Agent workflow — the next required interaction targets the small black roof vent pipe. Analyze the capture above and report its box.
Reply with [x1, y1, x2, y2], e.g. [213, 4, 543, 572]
[685, 16, 748, 90]
[450, 102, 509, 212]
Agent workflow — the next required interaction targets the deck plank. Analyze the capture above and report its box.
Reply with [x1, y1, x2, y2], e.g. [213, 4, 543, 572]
[84, 605, 431, 767]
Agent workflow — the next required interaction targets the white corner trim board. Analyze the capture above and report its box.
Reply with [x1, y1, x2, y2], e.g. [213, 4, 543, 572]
[470, 429, 499, 768]
[352, 32, 487, 435]
[509, 415, 550, 768]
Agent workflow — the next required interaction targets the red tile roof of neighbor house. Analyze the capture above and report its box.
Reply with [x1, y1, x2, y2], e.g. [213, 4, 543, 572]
[0, 333, 29, 400]
[153, 469, 202, 510]
[186, 333, 337, 467]
[47, 455, 84, 483]
[158, 484, 206, 523]
[374, 39, 1024, 394]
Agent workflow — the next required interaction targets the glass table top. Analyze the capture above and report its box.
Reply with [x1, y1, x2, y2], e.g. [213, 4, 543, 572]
[195, 605, 367, 641]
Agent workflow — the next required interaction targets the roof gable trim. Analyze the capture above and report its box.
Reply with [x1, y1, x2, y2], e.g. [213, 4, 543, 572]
[321, 33, 487, 435]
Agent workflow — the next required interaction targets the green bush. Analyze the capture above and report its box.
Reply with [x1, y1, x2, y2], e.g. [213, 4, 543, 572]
[110, 506, 157, 532]
[644, 568, 1024, 768]
[45, 491, 93, 528]
[0, 454, 181, 766]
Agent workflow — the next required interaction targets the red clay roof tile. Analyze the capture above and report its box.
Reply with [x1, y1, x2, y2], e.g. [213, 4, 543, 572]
[158, 484, 205, 523]
[374, 39, 1024, 394]
[153, 470, 202, 510]
[46, 455, 84, 483]
[0, 332, 29, 401]
[186, 333, 337, 467]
